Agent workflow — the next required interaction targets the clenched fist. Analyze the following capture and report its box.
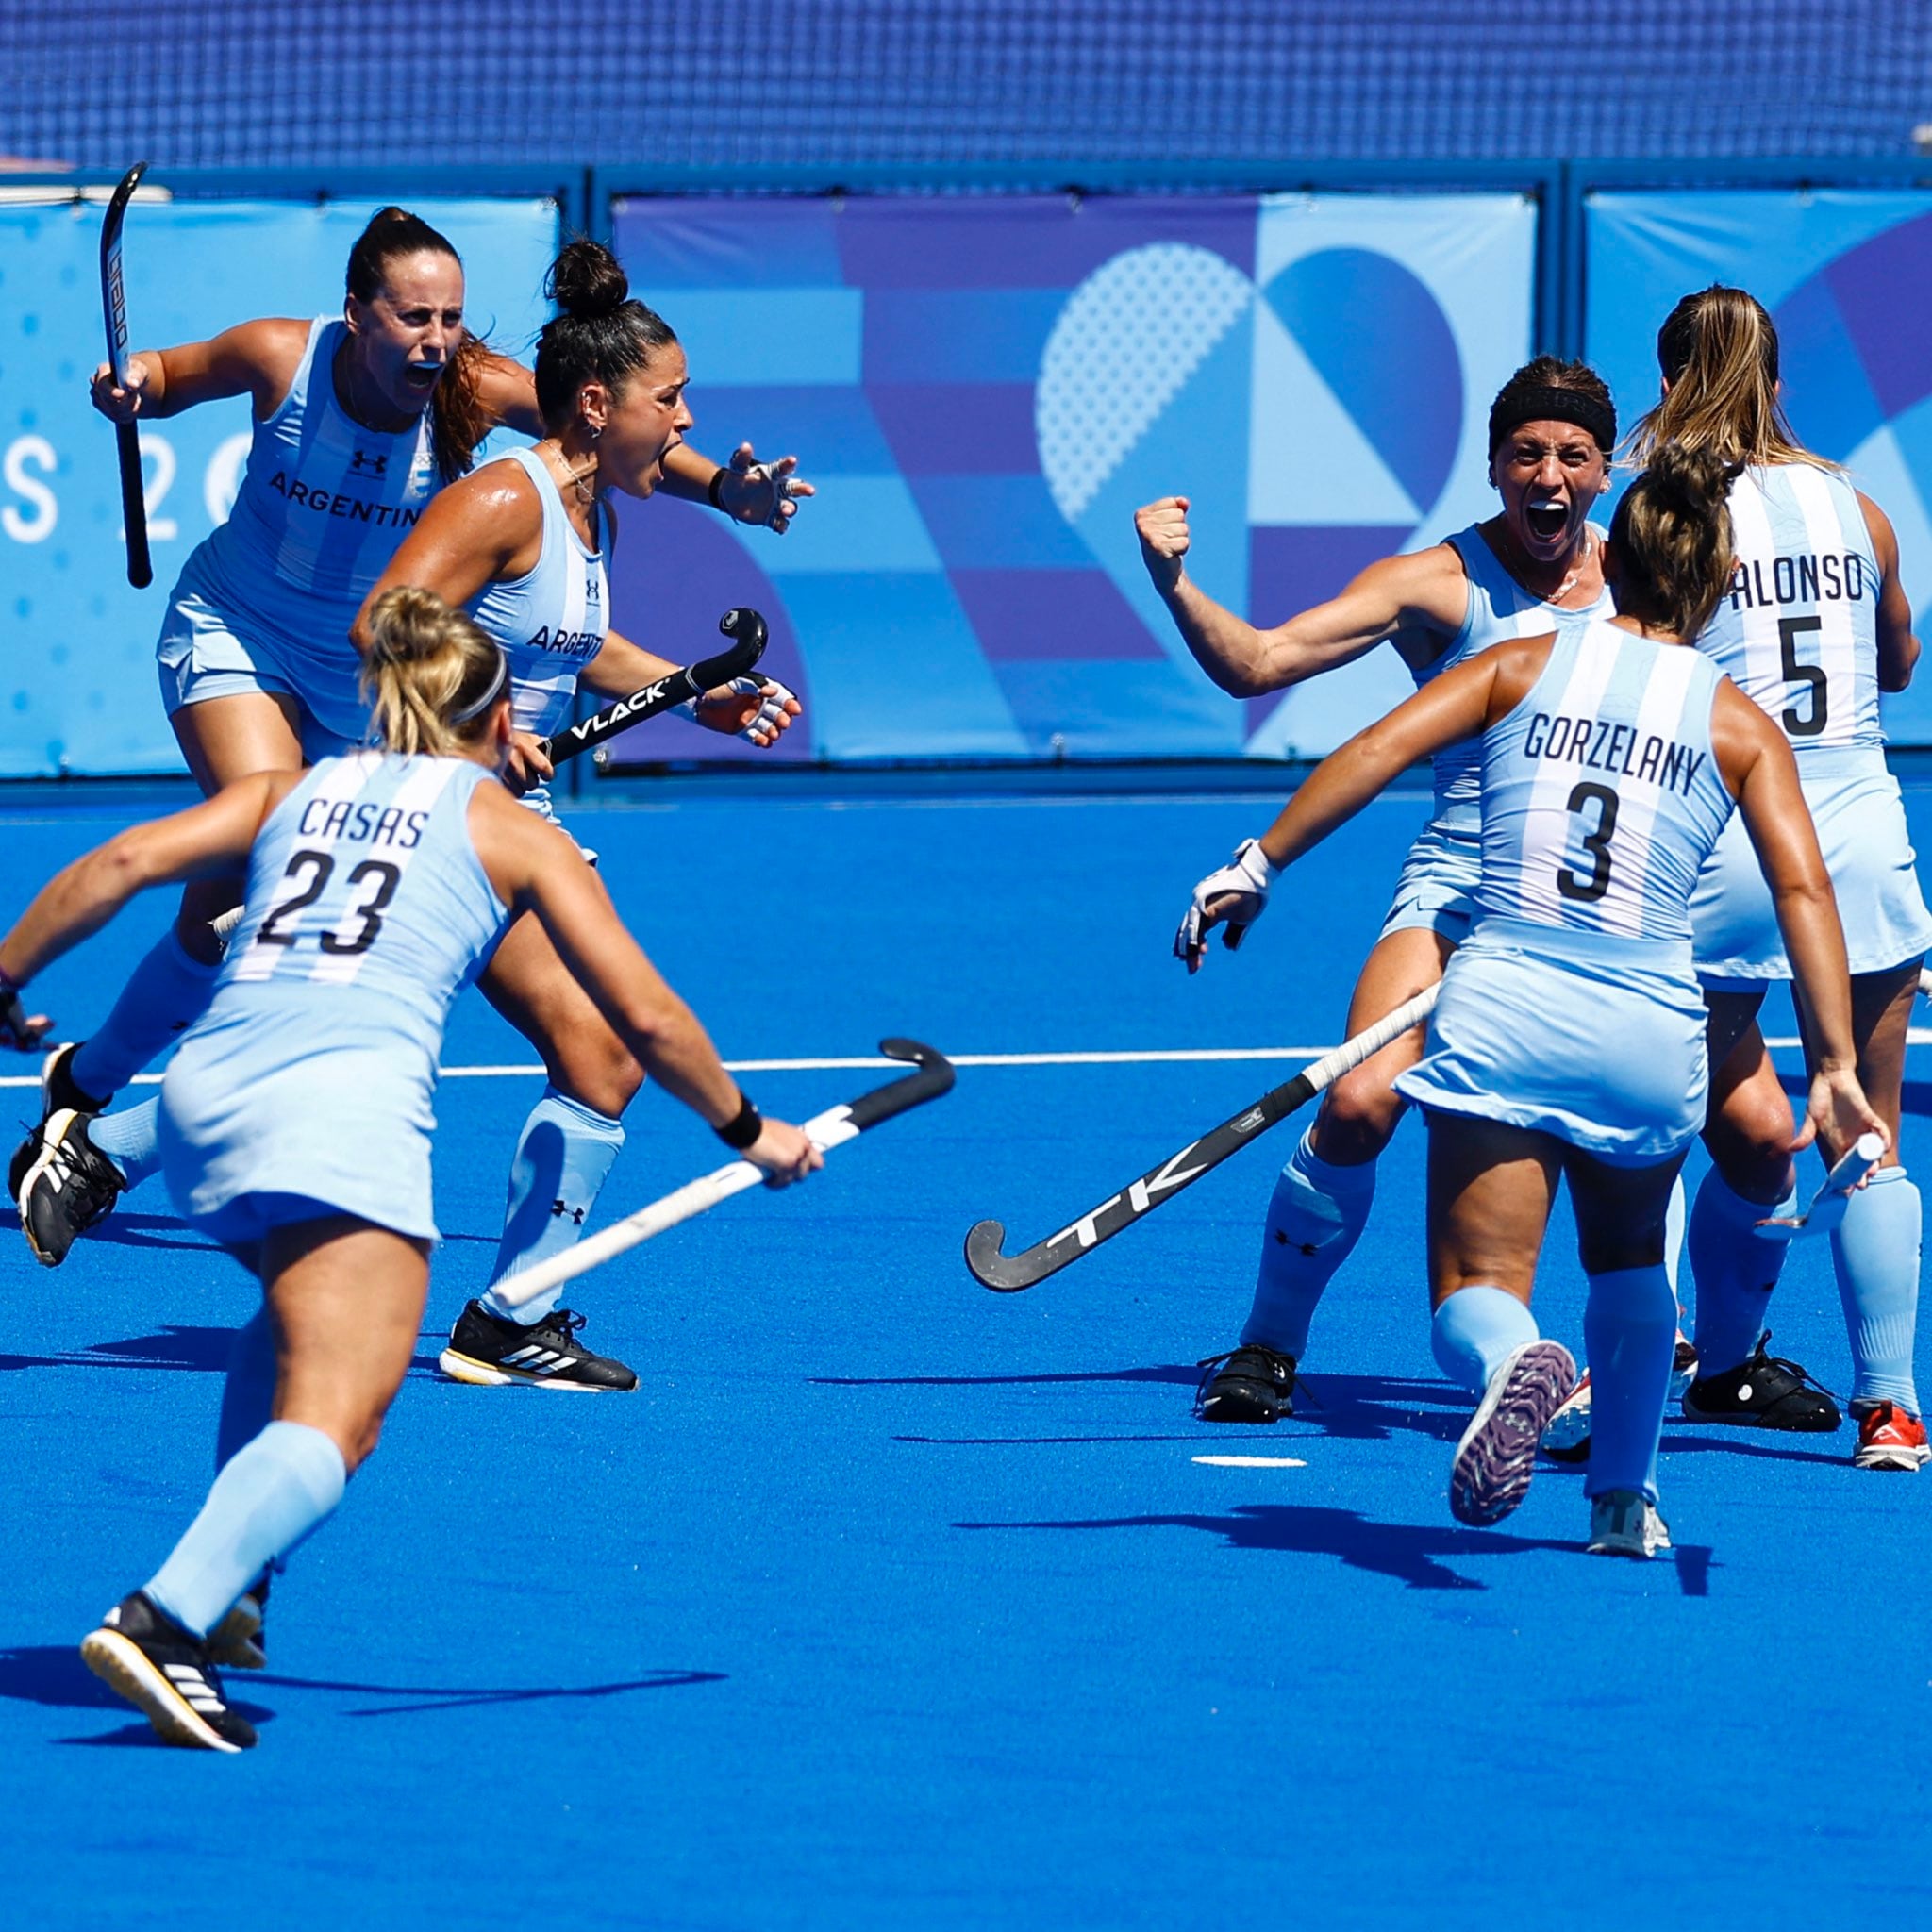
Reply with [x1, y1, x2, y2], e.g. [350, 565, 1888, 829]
[1135, 495, 1192, 594]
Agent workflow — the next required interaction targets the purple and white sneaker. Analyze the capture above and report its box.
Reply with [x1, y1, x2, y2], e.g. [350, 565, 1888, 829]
[1449, 1341, 1576, 1527]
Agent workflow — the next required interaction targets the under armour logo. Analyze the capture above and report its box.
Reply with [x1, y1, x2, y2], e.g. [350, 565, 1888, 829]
[584, 578, 601, 603]
[549, 1199, 586, 1224]
[350, 449, 388, 477]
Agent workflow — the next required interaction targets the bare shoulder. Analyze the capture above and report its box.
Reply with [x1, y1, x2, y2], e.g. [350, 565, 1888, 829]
[222, 316, 314, 384]
[1480, 631, 1557, 717]
[1350, 541, 1470, 630]
[467, 779, 587, 896]
[1855, 488, 1900, 558]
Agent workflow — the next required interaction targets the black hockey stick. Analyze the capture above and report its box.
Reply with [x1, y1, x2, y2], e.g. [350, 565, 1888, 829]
[965, 986, 1440, 1291]
[488, 1039, 956, 1311]
[537, 606, 768, 766]
[99, 160, 153, 590]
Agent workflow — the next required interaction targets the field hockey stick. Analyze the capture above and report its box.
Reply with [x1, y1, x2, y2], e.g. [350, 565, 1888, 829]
[966, 983, 1441, 1292]
[1754, 1129, 1886, 1240]
[537, 607, 767, 767]
[487, 1038, 955, 1312]
[1919, 966, 1932, 998]
[99, 160, 153, 590]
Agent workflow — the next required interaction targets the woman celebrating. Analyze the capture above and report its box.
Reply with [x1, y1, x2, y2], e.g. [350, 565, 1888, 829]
[0, 586, 818, 1751]
[351, 240, 799, 1391]
[1137, 358, 1619, 1424]
[1177, 448, 1881, 1555]
[1629, 286, 1932, 1472]
[18, 209, 808, 1264]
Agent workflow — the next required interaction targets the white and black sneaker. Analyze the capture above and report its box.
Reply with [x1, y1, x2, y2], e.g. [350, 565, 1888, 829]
[1194, 1344, 1299, 1424]
[80, 1591, 258, 1752]
[1586, 1489, 1674, 1559]
[18, 1108, 125, 1266]
[8, 1041, 111, 1206]
[439, 1299, 639, 1391]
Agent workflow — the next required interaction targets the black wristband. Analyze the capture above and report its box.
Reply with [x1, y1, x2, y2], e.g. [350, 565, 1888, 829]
[707, 466, 730, 512]
[715, 1091, 762, 1150]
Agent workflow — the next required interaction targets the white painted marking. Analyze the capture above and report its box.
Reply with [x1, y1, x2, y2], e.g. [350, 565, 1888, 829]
[2, 1032, 1925, 1090]
[1192, 1455, 1308, 1469]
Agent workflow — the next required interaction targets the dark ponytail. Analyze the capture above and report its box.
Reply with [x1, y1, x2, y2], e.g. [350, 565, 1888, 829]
[534, 239, 678, 431]
[343, 206, 491, 484]
[1607, 445, 1741, 641]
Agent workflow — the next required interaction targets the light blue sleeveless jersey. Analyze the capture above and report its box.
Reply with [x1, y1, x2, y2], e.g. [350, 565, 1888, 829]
[466, 445, 609, 821]
[1395, 621, 1733, 1163]
[197, 317, 444, 641]
[1478, 619, 1734, 942]
[158, 753, 509, 1244]
[1421, 525, 1615, 835]
[1699, 462, 1882, 755]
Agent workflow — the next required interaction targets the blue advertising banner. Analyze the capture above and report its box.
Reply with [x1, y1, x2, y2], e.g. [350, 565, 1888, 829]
[0, 195, 559, 776]
[606, 192, 1539, 764]
[1586, 190, 1932, 743]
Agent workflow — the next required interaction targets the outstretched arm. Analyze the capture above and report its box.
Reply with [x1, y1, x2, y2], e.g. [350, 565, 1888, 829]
[1174, 637, 1549, 970]
[90, 316, 309, 424]
[0, 774, 288, 1022]
[1135, 496, 1467, 696]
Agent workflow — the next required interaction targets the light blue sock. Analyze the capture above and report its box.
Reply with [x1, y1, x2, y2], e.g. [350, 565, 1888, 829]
[1239, 1128, 1376, 1358]
[1831, 1167, 1921, 1412]
[71, 928, 219, 1099]
[1688, 1168, 1794, 1377]
[143, 1421, 344, 1639]
[215, 1308, 278, 1473]
[1432, 1285, 1539, 1394]
[87, 1098, 163, 1193]
[480, 1087, 626, 1324]
[1582, 1265, 1676, 1503]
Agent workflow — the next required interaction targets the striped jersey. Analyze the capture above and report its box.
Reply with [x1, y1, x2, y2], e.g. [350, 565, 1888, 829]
[467, 444, 610, 746]
[216, 752, 507, 1040]
[1698, 461, 1883, 754]
[1476, 618, 1735, 942]
[197, 316, 443, 641]
[1415, 524, 1613, 835]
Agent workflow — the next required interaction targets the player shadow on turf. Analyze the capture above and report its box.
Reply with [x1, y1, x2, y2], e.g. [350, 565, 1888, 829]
[0, 1644, 722, 1736]
[958, 1503, 1711, 1593]
[0, 1323, 239, 1375]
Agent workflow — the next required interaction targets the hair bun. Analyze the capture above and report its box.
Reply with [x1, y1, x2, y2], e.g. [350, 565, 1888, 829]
[546, 241, 629, 320]
[1647, 444, 1741, 518]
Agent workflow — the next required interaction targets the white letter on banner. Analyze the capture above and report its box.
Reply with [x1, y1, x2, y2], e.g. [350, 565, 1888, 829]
[204, 431, 251, 526]
[142, 435, 178, 541]
[2, 436, 58, 543]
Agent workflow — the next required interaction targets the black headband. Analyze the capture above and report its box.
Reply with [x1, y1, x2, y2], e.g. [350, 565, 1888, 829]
[451, 644, 509, 725]
[1488, 385, 1617, 457]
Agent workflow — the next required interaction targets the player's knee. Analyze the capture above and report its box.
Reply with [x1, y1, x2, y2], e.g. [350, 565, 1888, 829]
[543, 1038, 643, 1121]
[1712, 1089, 1796, 1199]
[1314, 1070, 1402, 1164]
[1576, 1226, 1667, 1275]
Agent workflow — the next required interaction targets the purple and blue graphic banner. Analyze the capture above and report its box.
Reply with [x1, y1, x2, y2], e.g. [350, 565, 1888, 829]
[1586, 190, 1932, 744]
[607, 192, 1539, 764]
[0, 195, 558, 777]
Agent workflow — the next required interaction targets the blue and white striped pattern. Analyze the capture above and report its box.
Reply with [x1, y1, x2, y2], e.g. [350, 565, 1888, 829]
[467, 446, 610, 748]
[200, 318, 443, 638]
[1417, 525, 1613, 835]
[1476, 619, 1734, 942]
[220, 752, 506, 1025]
[1699, 462, 1881, 754]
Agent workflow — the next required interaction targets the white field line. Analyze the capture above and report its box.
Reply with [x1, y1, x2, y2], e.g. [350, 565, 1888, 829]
[3, 1029, 1927, 1089]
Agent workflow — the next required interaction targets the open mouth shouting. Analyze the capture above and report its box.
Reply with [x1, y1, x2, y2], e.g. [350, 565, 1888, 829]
[1525, 494, 1571, 542]
[402, 361, 444, 395]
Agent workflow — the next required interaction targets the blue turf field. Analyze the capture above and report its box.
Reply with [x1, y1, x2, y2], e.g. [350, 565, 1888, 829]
[2, 777, 1929, 1927]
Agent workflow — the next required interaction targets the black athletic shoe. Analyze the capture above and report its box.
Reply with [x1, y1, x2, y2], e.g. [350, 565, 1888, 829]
[208, 1572, 270, 1671]
[7, 1042, 110, 1205]
[439, 1299, 639, 1391]
[1195, 1344, 1299, 1424]
[1681, 1331, 1841, 1431]
[18, 1108, 125, 1265]
[80, 1591, 258, 1753]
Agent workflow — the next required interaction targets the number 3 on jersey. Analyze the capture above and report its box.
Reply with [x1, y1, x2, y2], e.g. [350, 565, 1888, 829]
[1557, 781, 1618, 903]
[258, 847, 401, 956]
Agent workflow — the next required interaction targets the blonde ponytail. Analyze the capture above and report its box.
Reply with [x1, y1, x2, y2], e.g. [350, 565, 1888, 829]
[359, 586, 508, 755]
[1628, 285, 1824, 471]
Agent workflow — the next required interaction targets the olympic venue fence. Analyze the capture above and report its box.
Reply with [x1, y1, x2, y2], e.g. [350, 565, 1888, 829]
[8, 158, 1932, 783]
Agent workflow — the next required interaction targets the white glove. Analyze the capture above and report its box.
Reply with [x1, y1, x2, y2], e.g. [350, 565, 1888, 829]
[727, 675, 796, 745]
[1174, 838, 1278, 969]
[744, 460, 797, 533]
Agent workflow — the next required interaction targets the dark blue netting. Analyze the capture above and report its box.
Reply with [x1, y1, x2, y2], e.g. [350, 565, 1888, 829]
[4, 1, 1930, 173]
